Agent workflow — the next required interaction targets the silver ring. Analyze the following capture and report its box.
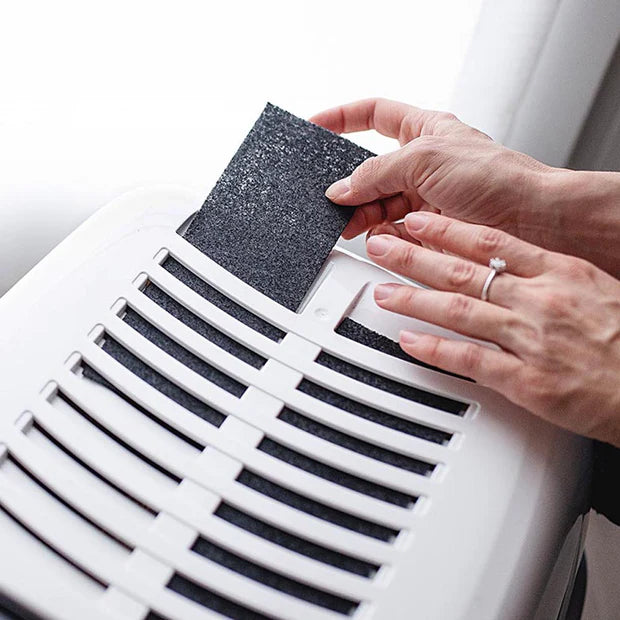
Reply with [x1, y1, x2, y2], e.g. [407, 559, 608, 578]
[480, 257, 507, 301]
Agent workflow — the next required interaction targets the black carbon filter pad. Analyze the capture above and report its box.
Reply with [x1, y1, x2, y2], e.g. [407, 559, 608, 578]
[181, 103, 374, 311]
[87, 104, 374, 407]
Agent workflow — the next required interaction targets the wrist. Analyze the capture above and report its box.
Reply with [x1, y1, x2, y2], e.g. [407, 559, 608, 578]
[525, 168, 620, 275]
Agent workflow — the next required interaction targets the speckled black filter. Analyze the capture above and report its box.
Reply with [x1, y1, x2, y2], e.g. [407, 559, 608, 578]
[236, 469, 398, 542]
[181, 103, 373, 311]
[214, 502, 379, 577]
[83, 105, 414, 599]
[314, 351, 468, 415]
[258, 437, 416, 507]
[190, 535, 357, 614]
[164, 574, 270, 620]
[336, 317, 469, 381]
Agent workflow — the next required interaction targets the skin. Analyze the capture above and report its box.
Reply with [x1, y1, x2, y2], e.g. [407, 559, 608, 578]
[310, 98, 620, 278]
[310, 98, 620, 446]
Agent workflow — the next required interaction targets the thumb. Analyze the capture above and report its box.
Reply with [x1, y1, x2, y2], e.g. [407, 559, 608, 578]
[326, 144, 421, 205]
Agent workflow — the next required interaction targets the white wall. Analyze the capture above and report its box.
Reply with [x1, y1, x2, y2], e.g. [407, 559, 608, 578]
[0, 0, 483, 296]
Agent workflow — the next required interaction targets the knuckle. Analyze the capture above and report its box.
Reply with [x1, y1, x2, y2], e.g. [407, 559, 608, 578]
[475, 227, 505, 254]
[538, 290, 574, 318]
[353, 156, 382, 184]
[446, 259, 476, 289]
[526, 371, 558, 408]
[558, 256, 595, 281]
[399, 243, 418, 271]
[437, 111, 459, 123]
[460, 343, 482, 371]
[446, 294, 473, 322]
[422, 335, 443, 364]
[426, 217, 453, 245]
[411, 134, 442, 153]
[396, 286, 418, 309]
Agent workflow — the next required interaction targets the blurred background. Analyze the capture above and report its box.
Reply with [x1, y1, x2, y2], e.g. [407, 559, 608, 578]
[0, 1, 619, 617]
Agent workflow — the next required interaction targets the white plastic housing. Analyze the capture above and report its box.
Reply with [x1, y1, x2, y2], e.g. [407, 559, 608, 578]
[0, 187, 590, 620]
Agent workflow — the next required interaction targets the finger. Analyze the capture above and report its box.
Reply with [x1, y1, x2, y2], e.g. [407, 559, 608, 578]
[310, 98, 422, 142]
[403, 212, 549, 277]
[341, 192, 420, 239]
[366, 234, 520, 306]
[374, 283, 521, 350]
[326, 143, 427, 206]
[366, 222, 420, 245]
[398, 330, 523, 389]
[310, 98, 470, 145]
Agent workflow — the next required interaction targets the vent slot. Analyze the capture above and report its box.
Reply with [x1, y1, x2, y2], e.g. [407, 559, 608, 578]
[5, 454, 132, 552]
[0, 505, 107, 589]
[237, 469, 398, 542]
[191, 536, 358, 614]
[215, 502, 379, 578]
[82, 365, 203, 451]
[87, 335, 226, 428]
[54, 391, 182, 483]
[316, 351, 468, 415]
[30, 420, 157, 516]
[143, 282, 267, 369]
[278, 407, 438, 471]
[258, 438, 417, 507]
[122, 307, 247, 397]
[163, 257, 285, 342]
[164, 573, 271, 620]
[298, 380, 452, 443]
[336, 317, 470, 381]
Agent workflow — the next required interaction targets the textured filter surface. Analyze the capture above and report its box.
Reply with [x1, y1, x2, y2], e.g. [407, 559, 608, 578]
[336, 317, 470, 381]
[87, 103, 374, 412]
[181, 102, 373, 311]
[214, 502, 379, 578]
[314, 351, 468, 415]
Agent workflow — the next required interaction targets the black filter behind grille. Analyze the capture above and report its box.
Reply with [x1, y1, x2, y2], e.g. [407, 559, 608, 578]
[191, 536, 358, 614]
[122, 308, 247, 397]
[163, 257, 286, 342]
[143, 282, 267, 369]
[258, 438, 417, 507]
[55, 391, 182, 483]
[215, 502, 378, 578]
[181, 103, 371, 312]
[298, 379, 452, 443]
[85, 336, 226, 428]
[237, 469, 398, 542]
[165, 573, 271, 620]
[278, 407, 436, 472]
[315, 352, 468, 415]
[335, 317, 470, 381]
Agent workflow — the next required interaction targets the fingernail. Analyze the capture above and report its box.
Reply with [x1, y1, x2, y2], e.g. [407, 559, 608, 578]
[374, 283, 398, 301]
[325, 176, 351, 200]
[400, 330, 419, 345]
[405, 212, 429, 231]
[366, 235, 392, 257]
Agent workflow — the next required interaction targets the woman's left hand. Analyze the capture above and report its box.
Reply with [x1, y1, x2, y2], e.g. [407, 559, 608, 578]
[368, 212, 620, 446]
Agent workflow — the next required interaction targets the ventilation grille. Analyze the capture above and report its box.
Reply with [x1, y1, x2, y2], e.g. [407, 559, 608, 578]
[0, 236, 469, 619]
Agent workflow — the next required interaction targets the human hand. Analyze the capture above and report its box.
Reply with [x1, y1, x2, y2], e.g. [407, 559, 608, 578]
[310, 98, 549, 242]
[366, 211, 620, 446]
[311, 98, 620, 278]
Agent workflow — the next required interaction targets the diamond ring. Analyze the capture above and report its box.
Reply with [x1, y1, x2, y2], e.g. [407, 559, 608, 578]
[480, 257, 507, 301]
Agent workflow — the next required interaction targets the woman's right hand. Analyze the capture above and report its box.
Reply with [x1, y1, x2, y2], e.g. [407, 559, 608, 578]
[311, 98, 620, 277]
